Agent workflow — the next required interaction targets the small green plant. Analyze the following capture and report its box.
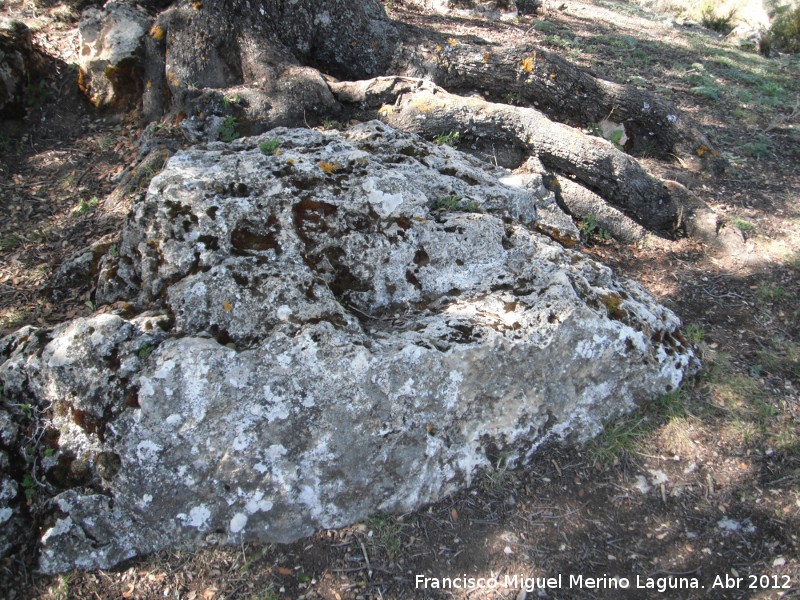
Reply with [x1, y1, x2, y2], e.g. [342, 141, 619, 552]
[653, 390, 687, 420]
[72, 196, 99, 216]
[48, 574, 73, 600]
[731, 216, 755, 233]
[742, 135, 772, 159]
[21, 473, 36, 501]
[479, 456, 516, 495]
[691, 84, 721, 100]
[756, 282, 785, 303]
[108, 244, 119, 258]
[138, 342, 155, 360]
[433, 130, 461, 147]
[259, 138, 282, 155]
[579, 214, 611, 241]
[219, 116, 239, 142]
[321, 118, 341, 130]
[432, 195, 463, 211]
[222, 93, 242, 106]
[700, 5, 737, 34]
[532, 20, 559, 33]
[588, 416, 647, 468]
[686, 63, 721, 100]
[366, 513, 405, 560]
[462, 200, 482, 213]
[685, 322, 704, 345]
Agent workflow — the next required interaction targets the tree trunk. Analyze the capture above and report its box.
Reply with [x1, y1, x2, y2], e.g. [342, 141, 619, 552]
[142, 0, 399, 124]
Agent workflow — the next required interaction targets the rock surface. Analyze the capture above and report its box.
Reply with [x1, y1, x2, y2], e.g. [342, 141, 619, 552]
[78, 1, 151, 110]
[0, 19, 42, 119]
[0, 122, 695, 573]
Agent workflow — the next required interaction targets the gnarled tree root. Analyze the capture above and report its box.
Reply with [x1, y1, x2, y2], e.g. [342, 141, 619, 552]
[331, 76, 720, 242]
[395, 38, 726, 174]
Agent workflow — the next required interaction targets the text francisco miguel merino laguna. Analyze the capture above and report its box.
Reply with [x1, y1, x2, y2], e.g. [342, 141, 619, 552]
[416, 573, 701, 593]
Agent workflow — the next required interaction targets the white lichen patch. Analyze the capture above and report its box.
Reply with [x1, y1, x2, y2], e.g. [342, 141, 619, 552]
[177, 505, 211, 529]
[135, 440, 162, 462]
[229, 512, 248, 533]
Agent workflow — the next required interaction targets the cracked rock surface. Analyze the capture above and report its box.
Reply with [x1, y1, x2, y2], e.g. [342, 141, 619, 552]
[0, 121, 695, 573]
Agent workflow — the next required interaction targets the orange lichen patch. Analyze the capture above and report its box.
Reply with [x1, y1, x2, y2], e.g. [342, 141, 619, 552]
[145, 80, 152, 89]
[697, 144, 719, 157]
[410, 98, 437, 113]
[435, 44, 443, 52]
[191, 1, 202, 10]
[318, 161, 340, 174]
[549, 73, 556, 79]
[447, 37, 458, 46]
[149, 25, 166, 40]
[167, 71, 180, 87]
[520, 54, 537, 73]
[287, 158, 295, 166]
[483, 52, 491, 62]
[223, 301, 233, 312]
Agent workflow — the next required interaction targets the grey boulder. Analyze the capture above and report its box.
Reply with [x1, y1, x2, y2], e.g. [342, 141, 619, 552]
[0, 121, 695, 573]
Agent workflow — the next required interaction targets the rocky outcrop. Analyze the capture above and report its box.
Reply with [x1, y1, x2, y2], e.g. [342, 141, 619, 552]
[0, 122, 696, 573]
[77, 1, 151, 110]
[0, 19, 43, 119]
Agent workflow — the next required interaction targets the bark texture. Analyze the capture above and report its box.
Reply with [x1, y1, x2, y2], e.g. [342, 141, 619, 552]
[331, 77, 711, 237]
[142, 0, 398, 123]
[398, 40, 726, 173]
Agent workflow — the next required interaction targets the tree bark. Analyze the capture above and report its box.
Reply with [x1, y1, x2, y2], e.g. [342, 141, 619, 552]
[396, 39, 726, 173]
[331, 77, 711, 237]
[142, 0, 398, 123]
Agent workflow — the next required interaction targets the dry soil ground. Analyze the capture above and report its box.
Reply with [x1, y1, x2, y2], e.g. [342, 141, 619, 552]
[1, 0, 799, 599]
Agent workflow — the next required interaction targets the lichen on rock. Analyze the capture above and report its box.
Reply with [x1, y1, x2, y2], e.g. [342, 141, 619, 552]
[0, 121, 696, 573]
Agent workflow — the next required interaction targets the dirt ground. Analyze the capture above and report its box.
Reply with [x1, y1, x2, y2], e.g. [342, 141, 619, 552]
[1, 0, 799, 598]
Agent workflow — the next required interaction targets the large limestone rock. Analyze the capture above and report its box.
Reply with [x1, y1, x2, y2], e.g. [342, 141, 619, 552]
[77, 1, 151, 110]
[0, 20, 41, 119]
[0, 122, 695, 573]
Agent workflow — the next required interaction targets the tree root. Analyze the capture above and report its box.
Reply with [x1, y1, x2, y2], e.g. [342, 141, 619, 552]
[332, 76, 718, 240]
[394, 37, 726, 174]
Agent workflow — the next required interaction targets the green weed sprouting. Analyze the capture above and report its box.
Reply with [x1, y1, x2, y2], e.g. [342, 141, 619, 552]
[433, 130, 460, 147]
[219, 116, 239, 142]
[259, 139, 282, 155]
[72, 196, 99, 216]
